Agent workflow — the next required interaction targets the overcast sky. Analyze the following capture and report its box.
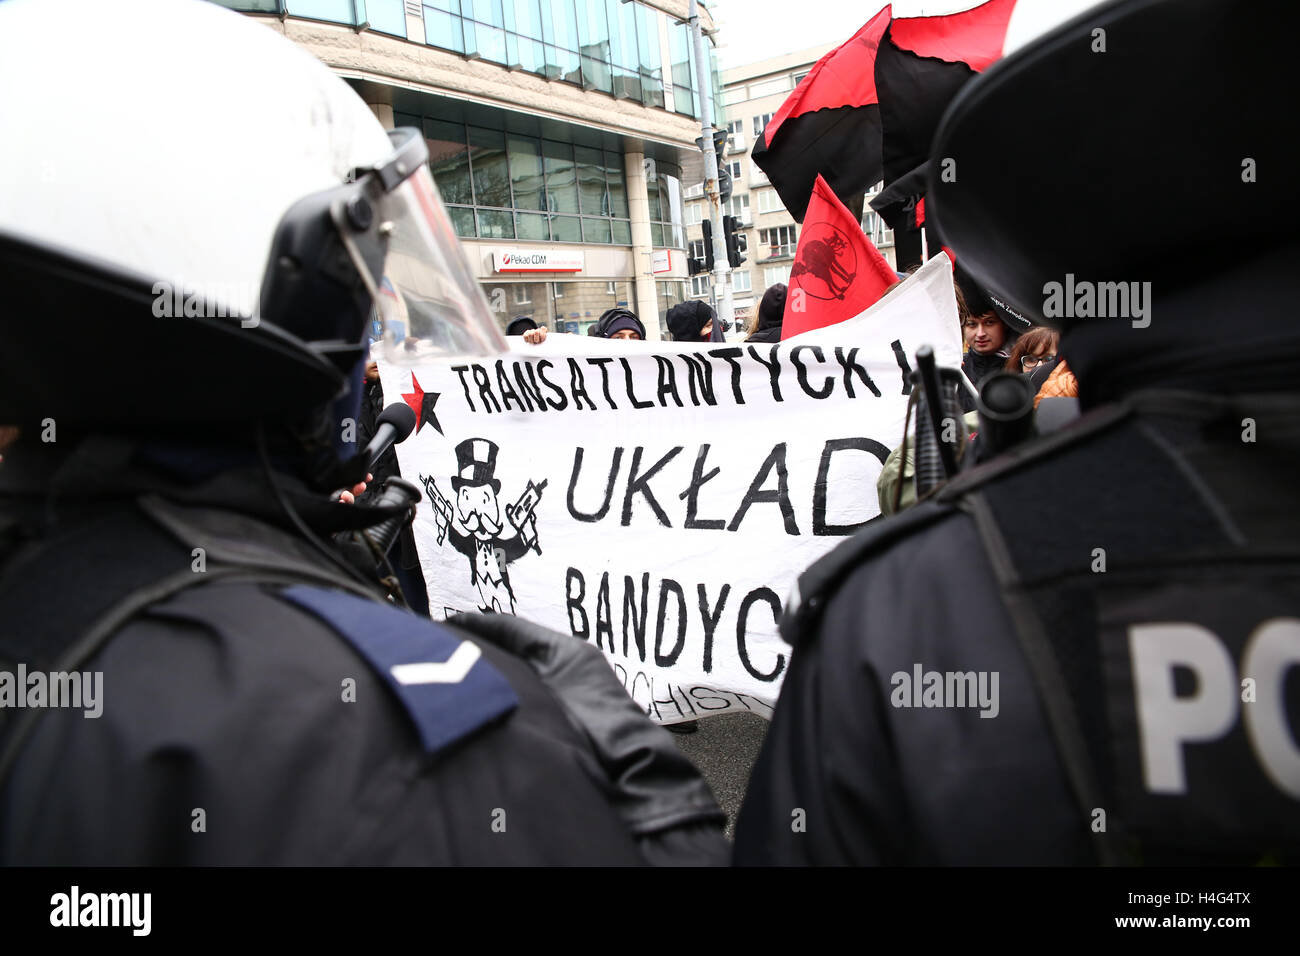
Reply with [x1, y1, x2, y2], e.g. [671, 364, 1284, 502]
[704, 1, 981, 70]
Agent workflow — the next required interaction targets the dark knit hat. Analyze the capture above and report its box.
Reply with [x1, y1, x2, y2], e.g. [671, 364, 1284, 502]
[666, 299, 715, 342]
[594, 307, 645, 339]
[505, 315, 538, 336]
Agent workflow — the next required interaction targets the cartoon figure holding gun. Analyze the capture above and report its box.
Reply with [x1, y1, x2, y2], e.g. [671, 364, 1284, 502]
[420, 438, 545, 615]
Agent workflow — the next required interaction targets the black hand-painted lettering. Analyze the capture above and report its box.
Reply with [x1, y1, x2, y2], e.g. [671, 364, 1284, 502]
[621, 446, 683, 526]
[813, 437, 890, 535]
[834, 347, 881, 398]
[587, 357, 619, 409]
[791, 345, 834, 399]
[709, 347, 746, 404]
[697, 583, 730, 674]
[737, 587, 786, 682]
[678, 444, 725, 530]
[728, 442, 800, 535]
[747, 345, 783, 402]
[567, 446, 623, 522]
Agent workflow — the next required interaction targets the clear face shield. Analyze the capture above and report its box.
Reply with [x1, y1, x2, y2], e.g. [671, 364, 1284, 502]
[337, 128, 506, 366]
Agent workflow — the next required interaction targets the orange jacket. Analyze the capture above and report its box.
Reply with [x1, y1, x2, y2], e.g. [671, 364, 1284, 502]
[1034, 359, 1078, 408]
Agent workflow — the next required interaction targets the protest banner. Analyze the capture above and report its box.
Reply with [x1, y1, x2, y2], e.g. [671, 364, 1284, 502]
[382, 253, 963, 723]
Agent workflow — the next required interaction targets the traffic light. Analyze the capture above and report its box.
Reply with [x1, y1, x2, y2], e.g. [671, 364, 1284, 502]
[713, 128, 732, 204]
[698, 218, 716, 272]
[723, 215, 747, 268]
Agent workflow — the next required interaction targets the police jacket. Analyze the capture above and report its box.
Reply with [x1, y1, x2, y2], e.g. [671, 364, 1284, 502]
[0, 441, 727, 865]
[734, 388, 1300, 865]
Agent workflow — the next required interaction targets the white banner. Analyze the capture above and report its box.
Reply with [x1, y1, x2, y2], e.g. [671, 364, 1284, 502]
[383, 254, 963, 723]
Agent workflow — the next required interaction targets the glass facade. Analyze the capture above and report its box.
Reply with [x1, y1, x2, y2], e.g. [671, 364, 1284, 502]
[212, 1, 407, 35]
[403, 112, 638, 245]
[210, 0, 722, 119]
[482, 279, 635, 336]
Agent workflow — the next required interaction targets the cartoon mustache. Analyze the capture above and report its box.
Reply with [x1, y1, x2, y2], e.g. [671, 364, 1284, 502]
[460, 510, 503, 536]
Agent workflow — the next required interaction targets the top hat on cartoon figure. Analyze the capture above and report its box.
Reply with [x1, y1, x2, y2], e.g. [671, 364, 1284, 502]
[452, 438, 502, 494]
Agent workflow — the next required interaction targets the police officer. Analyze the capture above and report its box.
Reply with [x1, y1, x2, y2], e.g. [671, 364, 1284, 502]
[735, 0, 1300, 864]
[0, 0, 726, 865]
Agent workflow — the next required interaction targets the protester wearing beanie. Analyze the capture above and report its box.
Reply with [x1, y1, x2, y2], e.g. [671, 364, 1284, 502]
[746, 284, 786, 344]
[593, 307, 646, 340]
[506, 315, 538, 336]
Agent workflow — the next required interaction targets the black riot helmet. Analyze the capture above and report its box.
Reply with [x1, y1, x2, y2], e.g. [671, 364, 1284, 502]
[927, 0, 1299, 404]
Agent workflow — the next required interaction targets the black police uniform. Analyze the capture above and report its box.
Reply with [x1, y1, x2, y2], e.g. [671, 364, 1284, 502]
[735, 390, 1300, 865]
[735, 0, 1300, 865]
[0, 446, 727, 865]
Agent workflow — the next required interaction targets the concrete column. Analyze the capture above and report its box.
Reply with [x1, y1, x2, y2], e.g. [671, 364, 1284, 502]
[367, 103, 395, 130]
[624, 149, 662, 341]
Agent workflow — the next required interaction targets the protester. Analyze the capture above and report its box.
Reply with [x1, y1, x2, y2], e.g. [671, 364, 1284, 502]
[1033, 358, 1078, 408]
[736, 0, 1298, 865]
[505, 315, 538, 336]
[959, 308, 1019, 411]
[666, 299, 715, 342]
[745, 284, 787, 343]
[0, 0, 727, 866]
[1005, 327, 1059, 375]
[590, 307, 646, 341]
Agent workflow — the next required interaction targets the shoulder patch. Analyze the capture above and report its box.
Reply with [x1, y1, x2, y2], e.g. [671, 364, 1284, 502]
[278, 586, 517, 756]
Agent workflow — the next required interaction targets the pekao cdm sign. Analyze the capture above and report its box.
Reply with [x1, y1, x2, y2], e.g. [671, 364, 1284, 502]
[493, 249, 584, 273]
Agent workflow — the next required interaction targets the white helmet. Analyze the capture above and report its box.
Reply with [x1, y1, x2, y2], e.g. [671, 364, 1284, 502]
[0, 0, 503, 431]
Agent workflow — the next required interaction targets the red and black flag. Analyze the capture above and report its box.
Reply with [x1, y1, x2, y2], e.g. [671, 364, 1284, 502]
[753, 1, 1021, 232]
[781, 175, 899, 340]
[870, 0, 1020, 268]
[750, 6, 892, 223]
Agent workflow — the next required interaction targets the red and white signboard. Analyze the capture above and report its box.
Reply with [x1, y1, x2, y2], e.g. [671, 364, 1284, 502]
[493, 249, 584, 273]
[651, 249, 672, 274]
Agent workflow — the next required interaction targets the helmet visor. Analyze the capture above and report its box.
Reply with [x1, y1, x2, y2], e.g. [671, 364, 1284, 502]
[345, 161, 505, 365]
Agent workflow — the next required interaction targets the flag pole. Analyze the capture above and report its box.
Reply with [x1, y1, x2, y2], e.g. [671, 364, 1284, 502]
[689, 0, 734, 338]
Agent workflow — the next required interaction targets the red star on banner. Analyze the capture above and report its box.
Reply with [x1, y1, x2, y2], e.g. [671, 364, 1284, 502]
[401, 374, 442, 436]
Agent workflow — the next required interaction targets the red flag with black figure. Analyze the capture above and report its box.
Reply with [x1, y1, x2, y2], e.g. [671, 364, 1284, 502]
[750, 6, 892, 222]
[871, 0, 1020, 268]
[781, 175, 898, 340]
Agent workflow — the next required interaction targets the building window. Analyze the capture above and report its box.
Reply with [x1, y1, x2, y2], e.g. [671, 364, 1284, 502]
[722, 193, 750, 225]
[415, 0, 692, 113]
[764, 264, 791, 287]
[726, 159, 742, 180]
[646, 160, 686, 249]
[688, 239, 708, 260]
[513, 284, 531, 305]
[686, 202, 704, 226]
[731, 270, 752, 293]
[726, 118, 746, 152]
[761, 225, 798, 259]
[752, 112, 774, 139]
[756, 189, 783, 214]
[683, 182, 705, 199]
[690, 275, 711, 297]
[863, 209, 895, 249]
[793, 71, 809, 86]
[749, 78, 789, 99]
[406, 112, 633, 244]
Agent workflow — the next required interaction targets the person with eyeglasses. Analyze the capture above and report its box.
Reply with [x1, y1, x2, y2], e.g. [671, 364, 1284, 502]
[1005, 326, 1060, 375]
